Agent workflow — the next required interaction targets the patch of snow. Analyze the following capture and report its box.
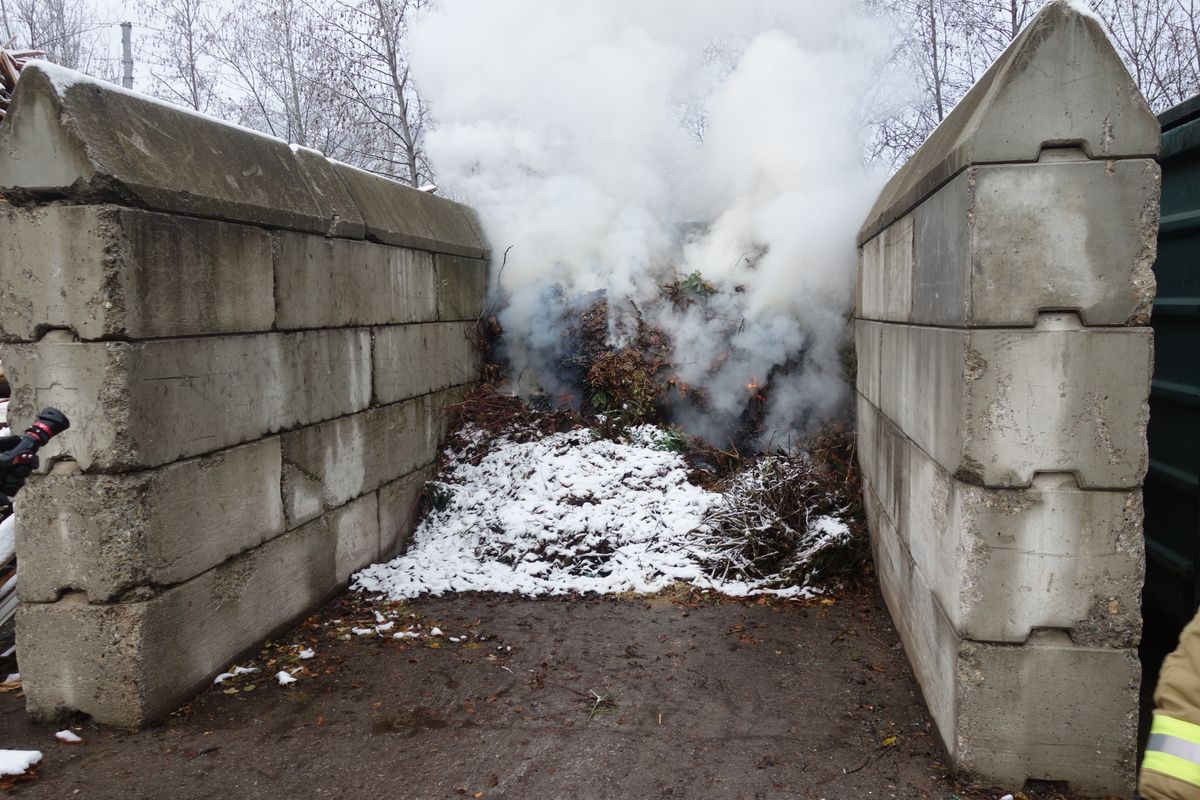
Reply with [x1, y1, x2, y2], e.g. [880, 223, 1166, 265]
[429, 627, 443, 637]
[374, 621, 395, 633]
[625, 425, 679, 450]
[54, 730, 82, 744]
[212, 665, 258, 684]
[276, 670, 297, 686]
[1, 645, 14, 658]
[373, 611, 386, 623]
[392, 631, 420, 640]
[0, 513, 15, 565]
[0, 750, 41, 776]
[448, 636, 464, 643]
[297, 648, 315, 660]
[353, 425, 851, 601]
[1061, 0, 1103, 23]
[5, 673, 18, 682]
[353, 427, 719, 599]
[351, 627, 374, 636]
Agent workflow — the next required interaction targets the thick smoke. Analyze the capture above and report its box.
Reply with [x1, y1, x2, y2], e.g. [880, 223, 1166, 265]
[410, 1, 894, 448]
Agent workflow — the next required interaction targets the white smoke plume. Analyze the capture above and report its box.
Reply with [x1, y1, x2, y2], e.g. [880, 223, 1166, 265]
[410, 1, 897, 448]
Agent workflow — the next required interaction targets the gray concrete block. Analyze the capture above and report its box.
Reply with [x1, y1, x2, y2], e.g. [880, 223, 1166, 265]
[861, 0, 1159, 244]
[290, 145, 366, 238]
[16, 439, 285, 603]
[856, 213, 913, 323]
[16, 494, 380, 727]
[280, 397, 439, 528]
[901, 160, 1160, 327]
[866, 481, 1139, 795]
[378, 465, 436, 559]
[332, 492, 382, 579]
[911, 174, 971, 325]
[956, 633, 1139, 797]
[861, 395, 1143, 646]
[855, 392, 904, 524]
[274, 233, 438, 330]
[372, 322, 481, 405]
[0, 205, 275, 341]
[435, 254, 488, 322]
[331, 162, 488, 258]
[0, 63, 363, 237]
[865, 480, 958, 734]
[868, 318, 1152, 489]
[853, 319, 882, 409]
[5, 329, 371, 471]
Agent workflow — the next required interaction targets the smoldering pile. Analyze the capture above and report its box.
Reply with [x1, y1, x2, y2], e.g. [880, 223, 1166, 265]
[496, 266, 853, 459]
[353, 271, 863, 601]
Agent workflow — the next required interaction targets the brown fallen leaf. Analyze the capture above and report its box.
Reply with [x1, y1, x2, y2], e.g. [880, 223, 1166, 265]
[0, 763, 39, 790]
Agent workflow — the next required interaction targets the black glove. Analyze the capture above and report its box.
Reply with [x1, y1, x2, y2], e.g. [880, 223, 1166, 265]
[0, 435, 37, 498]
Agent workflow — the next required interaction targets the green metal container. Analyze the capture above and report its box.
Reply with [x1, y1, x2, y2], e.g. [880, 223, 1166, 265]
[1144, 95, 1200, 629]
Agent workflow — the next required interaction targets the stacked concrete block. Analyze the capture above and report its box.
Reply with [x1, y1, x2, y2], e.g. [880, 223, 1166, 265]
[0, 62, 487, 726]
[855, 3, 1158, 795]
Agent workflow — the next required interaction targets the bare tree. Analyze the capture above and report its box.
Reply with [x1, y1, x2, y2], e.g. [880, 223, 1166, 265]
[212, 0, 372, 162]
[312, 0, 433, 184]
[1087, 0, 1200, 110]
[2, 0, 104, 72]
[138, 0, 218, 113]
[866, 0, 978, 166]
[866, 0, 1200, 166]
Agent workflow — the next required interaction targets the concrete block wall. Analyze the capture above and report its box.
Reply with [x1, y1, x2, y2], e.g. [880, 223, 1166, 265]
[855, 3, 1159, 795]
[0, 62, 486, 726]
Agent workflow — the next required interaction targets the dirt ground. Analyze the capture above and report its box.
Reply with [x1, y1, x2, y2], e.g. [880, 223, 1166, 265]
[1, 583, 1088, 800]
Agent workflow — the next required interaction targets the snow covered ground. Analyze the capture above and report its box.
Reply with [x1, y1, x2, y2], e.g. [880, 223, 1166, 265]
[353, 425, 850, 601]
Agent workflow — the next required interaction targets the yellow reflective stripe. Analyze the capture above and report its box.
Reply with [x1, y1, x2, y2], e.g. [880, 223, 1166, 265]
[1152, 714, 1200, 744]
[1143, 750, 1200, 788]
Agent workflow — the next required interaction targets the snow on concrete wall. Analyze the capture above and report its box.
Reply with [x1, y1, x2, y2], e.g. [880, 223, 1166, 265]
[0, 62, 486, 727]
[855, 2, 1159, 795]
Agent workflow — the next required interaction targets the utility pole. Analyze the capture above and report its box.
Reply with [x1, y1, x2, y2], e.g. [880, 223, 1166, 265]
[120, 22, 133, 89]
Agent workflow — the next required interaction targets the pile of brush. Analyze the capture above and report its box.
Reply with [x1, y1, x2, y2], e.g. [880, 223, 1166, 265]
[0, 44, 44, 121]
[445, 384, 585, 464]
[693, 426, 865, 590]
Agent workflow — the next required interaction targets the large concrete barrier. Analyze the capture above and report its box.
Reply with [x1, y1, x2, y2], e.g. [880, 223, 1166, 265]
[0, 62, 487, 726]
[856, 2, 1157, 795]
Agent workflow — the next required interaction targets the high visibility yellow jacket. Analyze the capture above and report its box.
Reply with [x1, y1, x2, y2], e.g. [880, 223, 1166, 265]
[1143, 609, 1200, 799]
